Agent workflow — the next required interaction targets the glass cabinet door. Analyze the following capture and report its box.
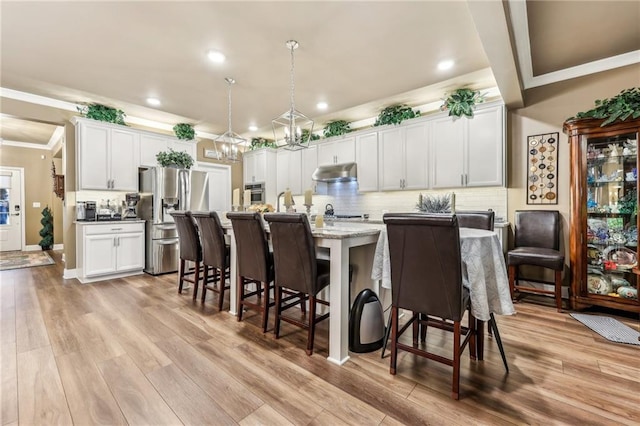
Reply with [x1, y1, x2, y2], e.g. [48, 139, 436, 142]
[584, 131, 638, 301]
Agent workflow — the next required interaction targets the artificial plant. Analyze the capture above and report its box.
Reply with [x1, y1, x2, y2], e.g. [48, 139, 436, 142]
[173, 123, 196, 140]
[571, 87, 640, 126]
[249, 137, 277, 150]
[156, 148, 194, 169]
[38, 206, 53, 250]
[441, 88, 485, 118]
[77, 103, 127, 125]
[323, 120, 352, 138]
[374, 104, 420, 126]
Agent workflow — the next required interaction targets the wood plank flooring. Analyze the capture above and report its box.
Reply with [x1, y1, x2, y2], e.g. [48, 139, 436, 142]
[1, 251, 639, 425]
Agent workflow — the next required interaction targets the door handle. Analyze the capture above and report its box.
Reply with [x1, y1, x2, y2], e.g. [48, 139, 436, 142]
[11, 213, 20, 216]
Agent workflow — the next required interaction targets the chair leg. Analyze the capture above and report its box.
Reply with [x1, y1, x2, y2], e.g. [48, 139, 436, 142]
[237, 277, 245, 322]
[420, 313, 427, 342]
[381, 310, 392, 359]
[218, 267, 226, 311]
[412, 312, 419, 346]
[508, 265, 517, 301]
[489, 313, 509, 373]
[390, 306, 399, 375]
[452, 320, 461, 400]
[469, 313, 478, 361]
[306, 295, 317, 356]
[192, 261, 201, 301]
[555, 270, 563, 312]
[201, 265, 209, 303]
[178, 259, 185, 293]
[261, 281, 269, 333]
[274, 286, 282, 339]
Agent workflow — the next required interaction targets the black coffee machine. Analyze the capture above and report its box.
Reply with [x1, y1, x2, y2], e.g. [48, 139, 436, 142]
[123, 193, 140, 220]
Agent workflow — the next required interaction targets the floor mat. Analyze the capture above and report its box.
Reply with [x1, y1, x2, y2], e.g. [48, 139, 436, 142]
[0, 251, 55, 271]
[570, 313, 640, 346]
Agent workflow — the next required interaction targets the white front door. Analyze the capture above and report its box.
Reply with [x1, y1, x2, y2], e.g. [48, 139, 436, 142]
[0, 168, 24, 252]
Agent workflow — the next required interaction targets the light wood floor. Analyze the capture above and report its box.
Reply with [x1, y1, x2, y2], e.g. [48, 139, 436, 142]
[1, 251, 639, 425]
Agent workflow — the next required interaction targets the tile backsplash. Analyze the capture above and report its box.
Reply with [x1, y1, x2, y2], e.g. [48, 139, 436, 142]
[291, 184, 507, 222]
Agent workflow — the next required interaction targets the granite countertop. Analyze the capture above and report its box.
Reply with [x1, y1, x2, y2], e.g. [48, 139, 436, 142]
[75, 219, 146, 224]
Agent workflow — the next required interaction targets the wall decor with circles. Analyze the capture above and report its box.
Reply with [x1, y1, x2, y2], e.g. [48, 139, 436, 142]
[526, 132, 559, 205]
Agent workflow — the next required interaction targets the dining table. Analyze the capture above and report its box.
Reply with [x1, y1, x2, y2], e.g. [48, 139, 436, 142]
[371, 226, 516, 362]
[222, 219, 381, 365]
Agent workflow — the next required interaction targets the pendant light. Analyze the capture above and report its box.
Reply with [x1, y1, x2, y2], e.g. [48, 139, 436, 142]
[213, 77, 244, 162]
[272, 40, 314, 150]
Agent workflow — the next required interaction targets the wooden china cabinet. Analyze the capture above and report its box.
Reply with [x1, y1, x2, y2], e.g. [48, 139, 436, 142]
[564, 117, 639, 313]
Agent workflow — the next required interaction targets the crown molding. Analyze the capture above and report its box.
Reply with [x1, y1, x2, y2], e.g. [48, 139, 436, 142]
[0, 139, 51, 150]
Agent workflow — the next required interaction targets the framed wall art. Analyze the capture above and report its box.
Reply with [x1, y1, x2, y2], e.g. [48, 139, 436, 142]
[526, 132, 559, 205]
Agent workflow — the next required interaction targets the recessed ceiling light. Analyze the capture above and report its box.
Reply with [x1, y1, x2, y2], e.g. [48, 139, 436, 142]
[248, 125, 258, 132]
[146, 97, 161, 106]
[316, 101, 328, 110]
[207, 50, 226, 63]
[438, 60, 454, 71]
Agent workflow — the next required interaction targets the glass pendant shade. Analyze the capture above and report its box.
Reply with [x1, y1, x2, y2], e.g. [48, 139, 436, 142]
[214, 77, 244, 163]
[272, 40, 314, 151]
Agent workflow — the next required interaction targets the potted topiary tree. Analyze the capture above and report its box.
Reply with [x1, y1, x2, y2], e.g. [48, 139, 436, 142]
[38, 206, 53, 251]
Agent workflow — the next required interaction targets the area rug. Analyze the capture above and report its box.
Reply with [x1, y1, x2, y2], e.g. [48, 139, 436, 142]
[0, 251, 55, 271]
[570, 313, 640, 346]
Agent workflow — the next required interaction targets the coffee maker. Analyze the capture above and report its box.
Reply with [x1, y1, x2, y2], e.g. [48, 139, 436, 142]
[123, 193, 140, 220]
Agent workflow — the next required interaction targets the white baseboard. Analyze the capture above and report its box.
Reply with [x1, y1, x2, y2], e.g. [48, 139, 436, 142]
[63, 268, 77, 280]
[24, 244, 64, 252]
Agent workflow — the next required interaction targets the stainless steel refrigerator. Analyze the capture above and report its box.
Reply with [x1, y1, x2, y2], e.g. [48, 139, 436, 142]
[139, 167, 209, 275]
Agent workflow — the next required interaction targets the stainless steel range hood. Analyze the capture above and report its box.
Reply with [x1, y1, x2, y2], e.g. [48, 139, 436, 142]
[312, 162, 357, 182]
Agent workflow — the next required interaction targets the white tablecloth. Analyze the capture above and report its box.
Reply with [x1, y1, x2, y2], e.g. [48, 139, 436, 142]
[371, 227, 516, 321]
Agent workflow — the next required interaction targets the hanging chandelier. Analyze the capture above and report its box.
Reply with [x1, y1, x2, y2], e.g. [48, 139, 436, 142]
[272, 40, 314, 150]
[213, 77, 244, 163]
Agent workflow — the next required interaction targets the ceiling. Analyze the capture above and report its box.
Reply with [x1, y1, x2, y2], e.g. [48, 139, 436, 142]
[1, 1, 638, 148]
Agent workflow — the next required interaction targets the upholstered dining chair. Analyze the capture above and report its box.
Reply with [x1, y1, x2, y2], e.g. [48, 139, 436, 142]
[191, 211, 230, 310]
[384, 213, 477, 400]
[170, 211, 203, 300]
[264, 213, 330, 355]
[507, 210, 564, 312]
[456, 210, 509, 373]
[227, 212, 275, 332]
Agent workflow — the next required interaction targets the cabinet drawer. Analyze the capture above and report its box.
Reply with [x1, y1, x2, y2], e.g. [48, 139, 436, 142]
[84, 223, 144, 235]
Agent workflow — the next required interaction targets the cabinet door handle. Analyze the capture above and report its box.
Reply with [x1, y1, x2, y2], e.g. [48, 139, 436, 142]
[465, 174, 468, 185]
[461, 175, 464, 186]
[111, 228, 123, 231]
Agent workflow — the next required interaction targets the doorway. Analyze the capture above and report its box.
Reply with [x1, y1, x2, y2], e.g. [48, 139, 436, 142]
[0, 167, 25, 251]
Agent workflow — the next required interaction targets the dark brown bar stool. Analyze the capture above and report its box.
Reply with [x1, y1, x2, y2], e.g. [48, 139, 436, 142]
[264, 213, 330, 356]
[457, 210, 508, 373]
[191, 211, 230, 310]
[384, 213, 477, 400]
[227, 212, 275, 333]
[170, 211, 203, 300]
[507, 210, 564, 312]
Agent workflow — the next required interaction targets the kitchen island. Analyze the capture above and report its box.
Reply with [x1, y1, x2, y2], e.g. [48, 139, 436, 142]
[224, 220, 381, 365]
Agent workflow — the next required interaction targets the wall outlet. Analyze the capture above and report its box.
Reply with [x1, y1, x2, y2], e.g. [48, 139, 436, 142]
[33, 202, 41, 208]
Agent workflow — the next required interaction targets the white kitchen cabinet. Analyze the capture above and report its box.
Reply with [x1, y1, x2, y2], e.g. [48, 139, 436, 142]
[276, 149, 302, 194]
[355, 132, 379, 192]
[301, 145, 318, 193]
[139, 133, 170, 167]
[75, 117, 140, 191]
[171, 139, 197, 162]
[378, 122, 429, 191]
[317, 136, 355, 166]
[76, 221, 145, 283]
[431, 103, 504, 189]
[243, 148, 277, 205]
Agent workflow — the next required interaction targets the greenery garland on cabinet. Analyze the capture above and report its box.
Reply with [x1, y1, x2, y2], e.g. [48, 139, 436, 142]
[323, 120, 352, 138]
[38, 206, 53, 250]
[440, 88, 485, 119]
[570, 87, 640, 127]
[77, 103, 127, 125]
[374, 104, 421, 126]
[173, 123, 196, 140]
[249, 137, 277, 150]
[156, 148, 194, 169]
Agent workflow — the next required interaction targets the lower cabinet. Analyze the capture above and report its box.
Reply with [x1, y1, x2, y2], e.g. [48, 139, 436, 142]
[76, 222, 145, 283]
